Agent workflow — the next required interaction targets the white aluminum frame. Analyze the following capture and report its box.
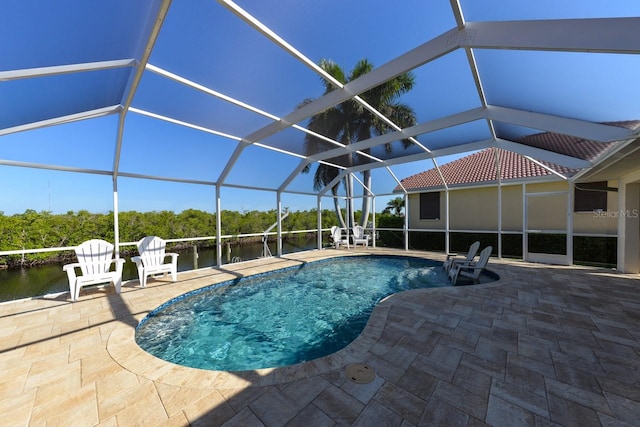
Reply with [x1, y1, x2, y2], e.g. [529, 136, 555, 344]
[2, 2, 640, 270]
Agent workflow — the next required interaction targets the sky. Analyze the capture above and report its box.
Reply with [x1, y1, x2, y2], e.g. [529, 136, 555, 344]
[1, 0, 639, 216]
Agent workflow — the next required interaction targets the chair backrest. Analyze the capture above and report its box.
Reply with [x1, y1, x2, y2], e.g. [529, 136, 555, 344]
[476, 246, 493, 269]
[75, 239, 115, 276]
[353, 225, 364, 239]
[465, 241, 481, 262]
[137, 236, 166, 267]
[331, 226, 343, 242]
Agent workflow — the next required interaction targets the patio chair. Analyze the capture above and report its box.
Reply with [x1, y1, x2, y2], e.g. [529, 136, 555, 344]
[442, 241, 480, 272]
[63, 239, 125, 301]
[329, 225, 338, 248]
[331, 226, 350, 249]
[352, 225, 370, 247]
[448, 245, 492, 285]
[132, 236, 179, 288]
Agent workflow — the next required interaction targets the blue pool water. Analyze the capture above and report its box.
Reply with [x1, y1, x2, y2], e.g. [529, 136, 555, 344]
[135, 255, 451, 371]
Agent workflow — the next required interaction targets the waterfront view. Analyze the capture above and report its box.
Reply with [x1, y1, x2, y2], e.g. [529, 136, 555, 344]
[0, 238, 317, 302]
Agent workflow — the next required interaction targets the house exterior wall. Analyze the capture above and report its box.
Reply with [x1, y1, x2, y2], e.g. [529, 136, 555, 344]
[449, 187, 498, 230]
[618, 170, 640, 273]
[500, 185, 523, 231]
[407, 179, 619, 235]
[621, 182, 640, 273]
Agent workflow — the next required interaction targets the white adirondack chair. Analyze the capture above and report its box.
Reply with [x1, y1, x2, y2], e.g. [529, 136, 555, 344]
[331, 226, 350, 249]
[330, 226, 339, 247]
[352, 225, 370, 247]
[443, 241, 480, 272]
[63, 239, 125, 301]
[132, 236, 179, 288]
[448, 246, 492, 285]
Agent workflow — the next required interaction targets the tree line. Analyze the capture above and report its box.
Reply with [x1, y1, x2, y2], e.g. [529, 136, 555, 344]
[0, 208, 395, 268]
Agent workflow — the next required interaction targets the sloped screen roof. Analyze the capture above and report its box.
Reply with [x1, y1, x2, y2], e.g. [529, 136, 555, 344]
[1, 0, 639, 205]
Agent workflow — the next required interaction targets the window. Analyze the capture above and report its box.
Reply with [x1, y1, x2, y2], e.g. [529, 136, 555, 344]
[420, 192, 440, 220]
[574, 181, 608, 212]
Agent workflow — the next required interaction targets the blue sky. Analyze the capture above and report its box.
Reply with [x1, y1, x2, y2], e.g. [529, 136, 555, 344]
[1, 1, 639, 215]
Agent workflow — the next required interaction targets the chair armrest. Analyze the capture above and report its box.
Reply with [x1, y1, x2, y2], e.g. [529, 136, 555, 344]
[63, 262, 81, 272]
[131, 256, 142, 267]
[166, 253, 179, 264]
[63, 262, 80, 284]
[112, 258, 125, 273]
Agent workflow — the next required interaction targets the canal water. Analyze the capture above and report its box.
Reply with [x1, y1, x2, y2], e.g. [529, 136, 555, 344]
[0, 238, 319, 303]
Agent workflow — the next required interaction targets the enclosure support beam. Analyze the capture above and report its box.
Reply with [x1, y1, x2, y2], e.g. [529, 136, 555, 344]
[495, 148, 502, 259]
[445, 190, 450, 255]
[404, 194, 409, 251]
[618, 183, 627, 272]
[522, 184, 527, 261]
[276, 192, 283, 257]
[317, 196, 323, 250]
[372, 197, 377, 248]
[215, 185, 223, 267]
[348, 173, 355, 231]
[567, 181, 574, 265]
[113, 183, 120, 259]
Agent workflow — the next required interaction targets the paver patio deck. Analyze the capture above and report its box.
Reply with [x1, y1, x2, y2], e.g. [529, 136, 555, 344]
[1, 248, 639, 426]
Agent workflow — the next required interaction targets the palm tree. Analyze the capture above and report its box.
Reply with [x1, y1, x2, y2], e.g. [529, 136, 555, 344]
[301, 59, 416, 229]
[383, 197, 405, 216]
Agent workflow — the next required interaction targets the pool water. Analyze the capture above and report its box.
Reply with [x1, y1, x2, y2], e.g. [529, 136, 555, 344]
[135, 255, 451, 371]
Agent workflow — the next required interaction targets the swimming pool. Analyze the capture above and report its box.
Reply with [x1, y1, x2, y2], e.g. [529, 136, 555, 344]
[135, 255, 451, 371]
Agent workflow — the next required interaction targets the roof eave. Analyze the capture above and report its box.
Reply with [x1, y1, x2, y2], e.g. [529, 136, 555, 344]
[398, 174, 567, 194]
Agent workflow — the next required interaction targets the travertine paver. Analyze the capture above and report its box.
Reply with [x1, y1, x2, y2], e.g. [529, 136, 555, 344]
[0, 248, 639, 426]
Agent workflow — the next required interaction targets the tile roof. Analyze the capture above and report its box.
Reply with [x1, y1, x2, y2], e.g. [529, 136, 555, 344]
[517, 120, 640, 162]
[396, 121, 640, 192]
[395, 148, 559, 191]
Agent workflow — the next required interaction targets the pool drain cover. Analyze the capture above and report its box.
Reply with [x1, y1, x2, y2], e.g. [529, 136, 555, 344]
[345, 363, 375, 384]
